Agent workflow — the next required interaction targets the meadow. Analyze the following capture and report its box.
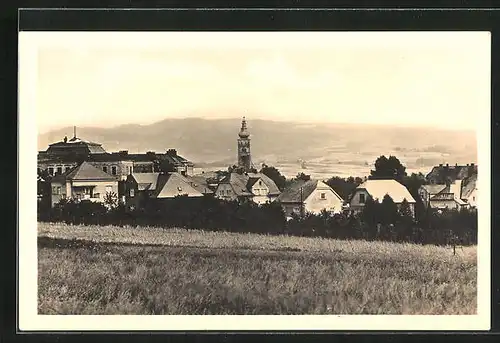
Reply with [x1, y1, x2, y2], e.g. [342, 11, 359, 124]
[38, 222, 477, 315]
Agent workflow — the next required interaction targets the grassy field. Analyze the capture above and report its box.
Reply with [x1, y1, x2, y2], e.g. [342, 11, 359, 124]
[38, 222, 477, 315]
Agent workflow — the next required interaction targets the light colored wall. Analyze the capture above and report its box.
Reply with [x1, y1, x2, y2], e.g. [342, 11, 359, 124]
[465, 188, 477, 208]
[215, 183, 239, 202]
[71, 180, 119, 202]
[251, 179, 272, 205]
[303, 181, 344, 214]
[429, 199, 461, 210]
[50, 180, 66, 207]
[349, 189, 370, 210]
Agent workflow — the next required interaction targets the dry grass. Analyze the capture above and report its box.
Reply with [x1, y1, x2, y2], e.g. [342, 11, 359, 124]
[38, 222, 477, 315]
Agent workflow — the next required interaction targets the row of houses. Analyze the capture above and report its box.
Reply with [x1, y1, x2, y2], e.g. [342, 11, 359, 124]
[38, 119, 478, 219]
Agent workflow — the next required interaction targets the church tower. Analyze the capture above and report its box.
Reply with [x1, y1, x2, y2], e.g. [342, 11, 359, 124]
[237, 117, 252, 172]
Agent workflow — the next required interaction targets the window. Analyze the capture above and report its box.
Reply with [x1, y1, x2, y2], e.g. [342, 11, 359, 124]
[359, 193, 366, 204]
[56, 167, 62, 175]
[106, 186, 112, 194]
[320, 192, 326, 200]
[473, 196, 476, 201]
[126, 166, 130, 175]
[130, 189, 135, 197]
[259, 181, 262, 186]
[48, 167, 54, 176]
[57, 187, 61, 195]
[112, 166, 117, 175]
[52, 186, 57, 195]
[65, 166, 71, 173]
[93, 193, 100, 199]
[103, 166, 108, 173]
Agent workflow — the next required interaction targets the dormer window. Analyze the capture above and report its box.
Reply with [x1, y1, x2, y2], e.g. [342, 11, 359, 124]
[103, 166, 108, 173]
[320, 192, 326, 200]
[177, 187, 183, 192]
[111, 166, 117, 175]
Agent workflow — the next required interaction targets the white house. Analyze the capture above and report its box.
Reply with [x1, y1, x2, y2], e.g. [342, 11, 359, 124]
[276, 179, 344, 217]
[50, 161, 119, 207]
[349, 179, 416, 217]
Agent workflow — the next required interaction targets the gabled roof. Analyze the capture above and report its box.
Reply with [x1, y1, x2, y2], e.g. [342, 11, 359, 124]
[276, 179, 318, 203]
[426, 164, 477, 183]
[219, 173, 254, 197]
[59, 161, 117, 181]
[218, 172, 281, 197]
[421, 184, 447, 195]
[356, 179, 416, 203]
[186, 175, 214, 194]
[152, 173, 204, 199]
[130, 173, 161, 191]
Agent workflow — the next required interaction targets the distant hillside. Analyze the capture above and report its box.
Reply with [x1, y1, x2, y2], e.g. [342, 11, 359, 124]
[38, 118, 477, 178]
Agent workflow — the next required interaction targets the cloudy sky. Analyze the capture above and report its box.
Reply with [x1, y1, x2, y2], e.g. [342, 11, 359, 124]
[21, 31, 490, 133]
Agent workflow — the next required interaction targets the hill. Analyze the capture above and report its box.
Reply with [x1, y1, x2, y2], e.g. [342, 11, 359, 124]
[38, 118, 477, 178]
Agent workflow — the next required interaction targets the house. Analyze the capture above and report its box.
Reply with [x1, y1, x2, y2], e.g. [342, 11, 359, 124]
[49, 161, 119, 207]
[419, 174, 477, 210]
[276, 179, 344, 217]
[214, 172, 281, 205]
[426, 163, 477, 184]
[349, 179, 416, 217]
[125, 172, 203, 209]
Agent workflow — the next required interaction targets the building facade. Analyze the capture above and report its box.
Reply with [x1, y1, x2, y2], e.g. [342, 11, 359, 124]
[277, 179, 344, 217]
[50, 161, 119, 207]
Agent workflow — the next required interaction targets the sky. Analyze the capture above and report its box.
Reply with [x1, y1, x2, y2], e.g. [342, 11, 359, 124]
[20, 31, 490, 133]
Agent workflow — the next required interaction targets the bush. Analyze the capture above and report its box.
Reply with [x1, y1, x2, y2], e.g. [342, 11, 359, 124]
[40, 195, 477, 246]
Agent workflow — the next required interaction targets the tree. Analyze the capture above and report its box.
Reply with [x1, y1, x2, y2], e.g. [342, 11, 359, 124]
[380, 194, 399, 225]
[325, 176, 363, 201]
[157, 158, 176, 173]
[295, 172, 311, 181]
[260, 164, 287, 191]
[370, 155, 407, 182]
[103, 191, 119, 211]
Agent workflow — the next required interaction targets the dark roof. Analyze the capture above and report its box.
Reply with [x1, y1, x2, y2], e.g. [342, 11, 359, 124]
[151, 173, 203, 198]
[129, 173, 161, 191]
[162, 154, 195, 167]
[426, 164, 477, 183]
[186, 175, 214, 194]
[46, 137, 107, 155]
[276, 179, 318, 203]
[219, 172, 281, 197]
[53, 161, 117, 182]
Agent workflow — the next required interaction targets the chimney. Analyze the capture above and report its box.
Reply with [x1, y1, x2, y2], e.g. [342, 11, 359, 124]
[445, 163, 449, 168]
[439, 163, 443, 167]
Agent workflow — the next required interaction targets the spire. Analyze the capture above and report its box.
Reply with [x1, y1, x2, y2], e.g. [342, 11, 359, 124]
[73, 126, 77, 139]
[238, 116, 250, 138]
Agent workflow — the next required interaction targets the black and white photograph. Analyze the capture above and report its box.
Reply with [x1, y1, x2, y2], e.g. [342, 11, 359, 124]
[18, 29, 491, 331]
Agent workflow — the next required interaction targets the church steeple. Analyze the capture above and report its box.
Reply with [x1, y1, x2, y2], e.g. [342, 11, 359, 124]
[237, 117, 252, 172]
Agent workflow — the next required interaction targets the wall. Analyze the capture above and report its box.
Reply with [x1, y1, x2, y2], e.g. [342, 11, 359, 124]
[303, 181, 344, 214]
[466, 188, 477, 208]
[250, 179, 271, 205]
[70, 180, 119, 203]
[349, 189, 371, 211]
[215, 183, 239, 202]
[50, 180, 66, 207]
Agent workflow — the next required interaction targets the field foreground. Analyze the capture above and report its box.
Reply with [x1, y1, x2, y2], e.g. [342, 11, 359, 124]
[38, 222, 477, 315]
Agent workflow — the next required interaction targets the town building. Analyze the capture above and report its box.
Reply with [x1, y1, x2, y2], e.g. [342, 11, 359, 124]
[49, 161, 119, 207]
[349, 179, 416, 217]
[419, 173, 477, 210]
[125, 172, 204, 210]
[214, 171, 281, 205]
[276, 179, 344, 218]
[38, 130, 194, 185]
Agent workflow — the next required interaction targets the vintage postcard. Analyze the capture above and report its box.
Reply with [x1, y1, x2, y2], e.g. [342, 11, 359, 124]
[18, 30, 491, 331]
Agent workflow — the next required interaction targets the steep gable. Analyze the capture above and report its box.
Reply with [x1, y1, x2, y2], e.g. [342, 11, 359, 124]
[357, 179, 416, 204]
[65, 161, 117, 181]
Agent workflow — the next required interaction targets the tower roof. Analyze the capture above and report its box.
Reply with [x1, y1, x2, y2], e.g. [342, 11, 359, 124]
[238, 117, 250, 138]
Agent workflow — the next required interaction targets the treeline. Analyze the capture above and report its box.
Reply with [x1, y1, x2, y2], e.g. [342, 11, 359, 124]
[39, 194, 477, 246]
